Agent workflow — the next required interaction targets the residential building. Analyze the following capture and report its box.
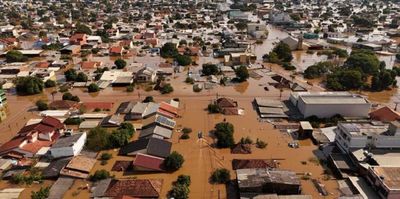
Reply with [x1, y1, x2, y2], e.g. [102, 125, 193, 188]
[366, 167, 400, 199]
[236, 168, 301, 196]
[91, 179, 163, 198]
[133, 153, 165, 172]
[135, 66, 157, 83]
[119, 137, 172, 158]
[60, 155, 96, 179]
[335, 121, 400, 153]
[49, 132, 87, 159]
[0, 116, 65, 158]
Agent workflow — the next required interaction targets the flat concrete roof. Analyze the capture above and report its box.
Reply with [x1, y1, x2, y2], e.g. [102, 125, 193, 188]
[299, 95, 369, 105]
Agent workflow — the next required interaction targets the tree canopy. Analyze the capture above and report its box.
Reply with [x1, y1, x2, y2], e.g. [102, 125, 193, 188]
[214, 122, 235, 148]
[160, 42, 178, 58]
[15, 76, 44, 95]
[6, 50, 27, 63]
[164, 151, 184, 171]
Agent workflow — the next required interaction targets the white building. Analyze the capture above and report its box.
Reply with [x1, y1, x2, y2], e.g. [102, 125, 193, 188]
[335, 121, 400, 153]
[49, 132, 87, 158]
[289, 92, 371, 118]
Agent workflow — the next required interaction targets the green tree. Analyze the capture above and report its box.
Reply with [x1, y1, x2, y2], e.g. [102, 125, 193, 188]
[326, 70, 364, 91]
[64, 69, 77, 81]
[210, 168, 231, 184]
[31, 186, 50, 199]
[164, 151, 184, 171]
[75, 23, 92, 34]
[76, 72, 88, 82]
[44, 79, 56, 88]
[160, 42, 178, 58]
[143, 96, 154, 103]
[36, 100, 48, 111]
[90, 170, 111, 181]
[235, 65, 249, 82]
[109, 129, 131, 148]
[235, 21, 247, 31]
[88, 83, 100, 92]
[6, 50, 27, 63]
[202, 64, 219, 76]
[272, 42, 293, 62]
[304, 61, 333, 79]
[115, 59, 127, 69]
[169, 184, 189, 199]
[160, 83, 174, 94]
[86, 127, 110, 151]
[175, 54, 192, 66]
[214, 122, 235, 148]
[176, 175, 191, 186]
[344, 50, 379, 74]
[15, 76, 44, 95]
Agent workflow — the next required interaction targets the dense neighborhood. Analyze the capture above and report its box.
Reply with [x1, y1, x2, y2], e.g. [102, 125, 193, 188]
[1, 0, 400, 199]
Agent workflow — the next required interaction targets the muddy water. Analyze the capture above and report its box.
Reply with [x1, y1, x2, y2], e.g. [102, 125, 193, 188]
[60, 98, 339, 199]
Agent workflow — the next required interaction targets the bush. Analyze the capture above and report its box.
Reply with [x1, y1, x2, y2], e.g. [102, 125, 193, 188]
[169, 184, 189, 199]
[31, 186, 50, 199]
[214, 122, 235, 148]
[207, 104, 220, 113]
[44, 79, 56, 88]
[175, 54, 192, 66]
[143, 96, 154, 103]
[256, 139, 268, 149]
[169, 175, 191, 199]
[180, 134, 190, 139]
[202, 64, 219, 76]
[211, 168, 230, 184]
[164, 151, 184, 171]
[235, 65, 249, 82]
[15, 76, 44, 95]
[64, 118, 84, 125]
[182, 128, 192, 134]
[76, 72, 88, 82]
[88, 83, 100, 92]
[282, 62, 296, 71]
[126, 85, 134, 92]
[101, 153, 112, 160]
[115, 59, 127, 69]
[160, 83, 174, 94]
[36, 100, 48, 111]
[90, 170, 111, 181]
[185, 77, 194, 84]
[62, 92, 80, 102]
[193, 84, 202, 92]
[176, 175, 191, 186]
[240, 136, 253, 144]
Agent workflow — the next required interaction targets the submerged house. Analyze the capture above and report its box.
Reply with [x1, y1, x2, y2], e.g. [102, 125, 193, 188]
[236, 168, 301, 197]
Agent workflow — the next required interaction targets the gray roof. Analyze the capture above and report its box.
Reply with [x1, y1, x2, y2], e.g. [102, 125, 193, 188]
[131, 102, 148, 115]
[119, 137, 172, 158]
[236, 168, 300, 189]
[90, 178, 112, 198]
[51, 133, 85, 148]
[48, 177, 75, 199]
[255, 98, 283, 108]
[143, 102, 160, 117]
[140, 125, 173, 139]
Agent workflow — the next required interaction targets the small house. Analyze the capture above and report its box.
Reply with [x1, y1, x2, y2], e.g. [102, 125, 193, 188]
[49, 132, 87, 159]
[119, 137, 172, 158]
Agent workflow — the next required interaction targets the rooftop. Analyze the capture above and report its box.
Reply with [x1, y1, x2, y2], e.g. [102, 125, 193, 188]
[370, 167, 400, 190]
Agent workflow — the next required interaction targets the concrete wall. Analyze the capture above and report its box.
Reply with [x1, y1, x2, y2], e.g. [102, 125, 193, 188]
[298, 101, 370, 118]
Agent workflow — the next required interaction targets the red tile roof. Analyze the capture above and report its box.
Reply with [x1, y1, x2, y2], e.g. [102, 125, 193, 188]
[81, 61, 101, 70]
[133, 153, 165, 171]
[109, 46, 123, 54]
[369, 106, 400, 122]
[36, 62, 50, 68]
[18, 116, 64, 136]
[105, 179, 163, 198]
[159, 102, 178, 116]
